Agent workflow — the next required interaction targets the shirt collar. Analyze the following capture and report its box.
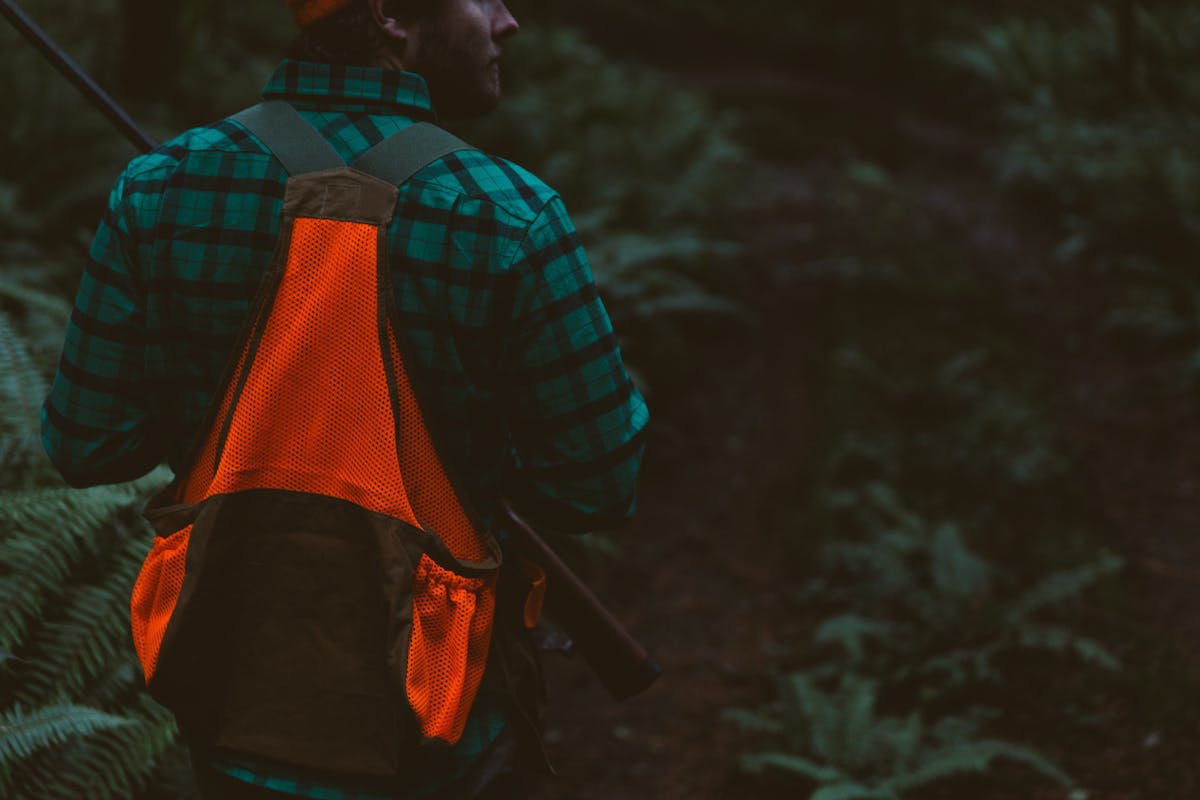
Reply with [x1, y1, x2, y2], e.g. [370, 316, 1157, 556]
[261, 59, 437, 121]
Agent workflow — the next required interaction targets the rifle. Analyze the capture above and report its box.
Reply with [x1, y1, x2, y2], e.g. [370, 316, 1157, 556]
[2, 0, 661, 701]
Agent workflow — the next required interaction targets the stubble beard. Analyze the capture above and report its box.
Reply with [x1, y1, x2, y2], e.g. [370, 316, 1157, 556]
[413, 17, 502, 120]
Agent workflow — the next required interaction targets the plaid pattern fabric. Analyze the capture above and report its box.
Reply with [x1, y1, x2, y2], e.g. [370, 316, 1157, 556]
[42, 60, 648, 797]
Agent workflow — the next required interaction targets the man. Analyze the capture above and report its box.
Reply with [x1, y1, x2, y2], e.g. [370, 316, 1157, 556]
[41, 0, 649, 797]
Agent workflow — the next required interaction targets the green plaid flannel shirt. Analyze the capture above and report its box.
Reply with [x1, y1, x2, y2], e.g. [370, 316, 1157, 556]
[42, 60, 649, 798]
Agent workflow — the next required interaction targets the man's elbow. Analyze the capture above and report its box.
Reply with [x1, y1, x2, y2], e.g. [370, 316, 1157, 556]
[41, 405, 161, 488]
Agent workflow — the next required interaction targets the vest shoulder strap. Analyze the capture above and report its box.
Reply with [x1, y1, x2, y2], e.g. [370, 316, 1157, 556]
[232, 101, 475, 185]
[352, 122, 473, 186]
[231, 100, 344, 175]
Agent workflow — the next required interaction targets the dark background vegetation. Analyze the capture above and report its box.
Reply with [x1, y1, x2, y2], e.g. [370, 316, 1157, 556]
[2, 1, 1199, 798]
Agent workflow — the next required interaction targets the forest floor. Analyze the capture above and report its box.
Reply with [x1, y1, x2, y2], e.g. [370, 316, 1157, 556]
[526, 59, 1200, 800]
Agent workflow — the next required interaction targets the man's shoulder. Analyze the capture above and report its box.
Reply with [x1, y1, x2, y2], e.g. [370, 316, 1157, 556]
[417, 148, 560, 225]
[113, 118, 563, 228]
[116, 118, 267, 186]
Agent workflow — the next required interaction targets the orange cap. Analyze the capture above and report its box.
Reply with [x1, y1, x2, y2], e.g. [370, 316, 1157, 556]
[286, 0, 355, 27]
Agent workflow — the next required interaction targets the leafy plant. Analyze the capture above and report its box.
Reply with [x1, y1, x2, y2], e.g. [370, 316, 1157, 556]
[730, 673, 1073, 799]
[940, 4, 1200, 384]
[0, 284, 184, 798]
[731, 90, 1132, 792]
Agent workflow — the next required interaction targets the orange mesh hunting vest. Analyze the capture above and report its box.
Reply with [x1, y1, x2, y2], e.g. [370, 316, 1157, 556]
[127, 102, 501, 781]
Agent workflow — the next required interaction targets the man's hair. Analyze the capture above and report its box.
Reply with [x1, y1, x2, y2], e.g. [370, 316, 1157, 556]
[288, 0, 443, 66]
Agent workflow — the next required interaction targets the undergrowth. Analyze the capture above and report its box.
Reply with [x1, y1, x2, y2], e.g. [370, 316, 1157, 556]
[941, 3, 1200, 395]
[728, 124, 1125, 800]
[0, 278, 182, 799]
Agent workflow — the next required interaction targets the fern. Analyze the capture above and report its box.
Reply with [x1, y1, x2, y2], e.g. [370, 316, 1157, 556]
[811, 785, 897, 800]
[0, 306, 177, 796]
[929, 523, 992, 600]
[15, 537, 147, 705]
[733, 671, 1074, 797]
[0, 484, 150, 653]
[1004, 554, 1125, 622]
[5, 697, 178, 800]
[740, 752, 844, 784]
[886, 740, 1072, 792]
[1015, 624, 1121, 672]
[0, 704, 132, 793]
[734, 671, 1075, 796]
[0, 312, 51, 489]
[814, 615, 896, 665]
[0, 313, 45, 432]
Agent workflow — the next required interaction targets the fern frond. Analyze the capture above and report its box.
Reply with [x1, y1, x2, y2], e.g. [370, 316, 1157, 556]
[1005, 554, 1124, 622]
[810, 784, 898, 800]
[0, 313, 45, 434]
[46, 699, 176, 800]
[5, 698, 175, 800]
[0, 484, 145, 652]
[910, 644, 1002, 687]
[930, 523, 991, 599]
[1016, 624, 1122, 672]
[739, 751, 844, 783]
[814, 615, 895, 663]
[0, 313, 48, 488]
[14, 523, 150, 705]
[0, 703, 131, 793]
[786, 673, 838, 761]
[887, 740, 1073, 792]
[839, 677, 878, 771]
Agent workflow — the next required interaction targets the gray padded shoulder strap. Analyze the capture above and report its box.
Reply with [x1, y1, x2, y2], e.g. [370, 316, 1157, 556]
[230, 101, 344, 175]
[231, 102, 473, 185]
[352, 122, 474, 186]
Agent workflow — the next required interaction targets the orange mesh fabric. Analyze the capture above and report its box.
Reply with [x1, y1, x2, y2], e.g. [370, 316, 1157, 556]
[387, 328, 488, 562]
[129, 525, 193, 683]
[163, 199, 496, 744]
[193, 217, 418, 523]
[406, 555, 496, 742]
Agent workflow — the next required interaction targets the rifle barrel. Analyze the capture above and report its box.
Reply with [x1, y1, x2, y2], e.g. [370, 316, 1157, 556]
[1, 0, 157, 153]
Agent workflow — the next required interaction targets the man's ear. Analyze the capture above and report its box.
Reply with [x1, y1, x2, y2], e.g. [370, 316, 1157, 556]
[367, 0, 415, 54]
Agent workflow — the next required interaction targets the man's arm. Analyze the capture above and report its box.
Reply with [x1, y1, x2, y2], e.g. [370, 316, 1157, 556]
[500, 195, 649, 533]
[41, 170, 162, 487]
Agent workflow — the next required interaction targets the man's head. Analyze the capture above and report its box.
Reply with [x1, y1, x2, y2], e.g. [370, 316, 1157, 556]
[288, 0, 519, 119]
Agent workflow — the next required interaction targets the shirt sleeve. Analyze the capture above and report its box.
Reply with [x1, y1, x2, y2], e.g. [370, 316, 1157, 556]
[41, 170, 163, 487]
[499, 195, 649, 533]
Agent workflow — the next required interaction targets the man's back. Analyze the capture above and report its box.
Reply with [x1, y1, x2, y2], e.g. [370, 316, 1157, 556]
[43, 59, 647, 531]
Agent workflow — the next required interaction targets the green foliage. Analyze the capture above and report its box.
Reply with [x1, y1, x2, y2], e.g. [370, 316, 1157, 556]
[942, 4, 1200, 385]
[0, 704, 132, 787]
[940, 5, 1200, 115]
[0, 281, 183, 798]
[733, 126, 1125, 795]
[0, 313, 48, 485]
[732, 674, 1072, 799]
